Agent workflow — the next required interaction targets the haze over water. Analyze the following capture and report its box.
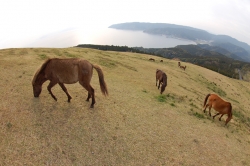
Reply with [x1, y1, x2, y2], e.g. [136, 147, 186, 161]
[27, 28, 196, 49]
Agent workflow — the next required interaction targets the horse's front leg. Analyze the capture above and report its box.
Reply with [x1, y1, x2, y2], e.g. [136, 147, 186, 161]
[47, 81, 58, 101]
[59, 83, 72, 102]
[158, 81, 161, 89]
[218, 114, 224, 121]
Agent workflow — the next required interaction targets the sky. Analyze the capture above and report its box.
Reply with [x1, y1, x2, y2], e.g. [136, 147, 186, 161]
[0, 0, 250, 49]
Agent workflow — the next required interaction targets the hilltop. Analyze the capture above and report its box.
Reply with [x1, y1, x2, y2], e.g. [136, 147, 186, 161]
[0, 48, 250, 165]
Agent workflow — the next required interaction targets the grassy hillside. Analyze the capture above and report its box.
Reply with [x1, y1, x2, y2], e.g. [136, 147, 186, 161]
[0, 48, 250, 165]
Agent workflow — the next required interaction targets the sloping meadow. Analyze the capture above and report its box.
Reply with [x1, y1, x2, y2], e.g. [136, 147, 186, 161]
[0, 48, 250, 165]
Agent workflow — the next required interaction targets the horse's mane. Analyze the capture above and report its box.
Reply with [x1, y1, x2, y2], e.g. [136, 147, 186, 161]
[32, 59, 51, 85]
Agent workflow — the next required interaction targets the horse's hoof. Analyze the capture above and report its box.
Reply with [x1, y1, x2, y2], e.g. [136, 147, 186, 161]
[90, 105, 94, 108]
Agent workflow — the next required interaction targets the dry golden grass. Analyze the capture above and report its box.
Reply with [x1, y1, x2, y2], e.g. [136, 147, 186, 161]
[0, 47, 250, 165]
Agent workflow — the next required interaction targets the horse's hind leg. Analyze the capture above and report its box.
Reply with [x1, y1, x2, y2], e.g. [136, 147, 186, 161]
[59, 83, 72, 102]
[203, 104, 209, 113]
[47, 81, 58, 101]
[208, 106, 212, 116]
[79, 82, 95, 108]
[86, 92, 91, 101]
[87, 86, 95, 108]
[213, 112, 221, 119]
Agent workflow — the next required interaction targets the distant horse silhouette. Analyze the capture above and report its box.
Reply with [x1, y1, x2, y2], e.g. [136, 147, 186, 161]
[178, 61, 181, 67]
[180, 65, 186, 71]
[160, 60, 163, 62]
[149, 58, 155, 61]
[203, 94, 232, 125]
[32, 58, 108, 108]
[156, 69, 167, 94]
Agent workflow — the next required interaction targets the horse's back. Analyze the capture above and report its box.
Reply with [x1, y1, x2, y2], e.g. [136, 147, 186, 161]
[209, 94, 231, 113]
[46, 58, 82, 84]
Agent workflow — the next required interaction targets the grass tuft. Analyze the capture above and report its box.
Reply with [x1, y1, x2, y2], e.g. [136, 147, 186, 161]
[38, 54, 47, 60]
[156, 94, 166, 102]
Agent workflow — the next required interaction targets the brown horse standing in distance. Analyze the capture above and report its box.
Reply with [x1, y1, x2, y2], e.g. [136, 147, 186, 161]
[203, 94, 232, 125]
[156, 69, 167, 94]
[180, 65, 186, 71]
[32, 58, 108, 108]
[149, 58, 155, 61]
[178, 61, 181, 67]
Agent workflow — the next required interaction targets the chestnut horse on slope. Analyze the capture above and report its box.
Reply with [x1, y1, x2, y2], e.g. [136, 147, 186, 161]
[156, 69, 167, 94]
[32, 58, 108, 108]
[203, 94, 232, 125]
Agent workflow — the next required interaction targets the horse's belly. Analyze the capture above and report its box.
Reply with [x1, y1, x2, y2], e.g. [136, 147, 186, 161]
[58, 74, 78, 84]
[56, 66, 79, 84]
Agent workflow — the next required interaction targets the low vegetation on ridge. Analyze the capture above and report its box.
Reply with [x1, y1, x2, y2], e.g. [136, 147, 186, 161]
[0, 47, 250, 165]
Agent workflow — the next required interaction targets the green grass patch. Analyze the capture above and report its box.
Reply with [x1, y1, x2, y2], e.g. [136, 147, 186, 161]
[99, 58, 117, 68]
[228, 97, 239, 103]
[190, 102, 198, 109]
[156, 94, 166, 102]
[52, 49, 62, 56]
[207, 83, 226, 97]
[38, 54, 47, 60]
[234, 110, 250, 127]
[193, 112, 205, 119]
[170, 103, 176, 107]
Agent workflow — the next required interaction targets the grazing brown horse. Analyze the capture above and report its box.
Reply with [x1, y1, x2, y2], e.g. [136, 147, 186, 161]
[180, 65, 186, 71]
[160, 60, 163, 62]
[149, 58, 155, 61]
[156, 69, 167, 94]
[32, 58, 108, 108]
[203, 94, 232, 125]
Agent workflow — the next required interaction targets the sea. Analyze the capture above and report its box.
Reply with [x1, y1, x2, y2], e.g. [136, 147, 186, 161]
[13, 28, 196, 49]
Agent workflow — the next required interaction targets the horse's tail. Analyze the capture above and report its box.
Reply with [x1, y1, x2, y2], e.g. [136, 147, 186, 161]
[225, 103, 233, 125]
[203, 94, 210, 107]
[93, 64, 108, 96]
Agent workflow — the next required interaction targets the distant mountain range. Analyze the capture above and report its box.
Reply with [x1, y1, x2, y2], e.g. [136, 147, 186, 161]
[109, 22, 250, 62]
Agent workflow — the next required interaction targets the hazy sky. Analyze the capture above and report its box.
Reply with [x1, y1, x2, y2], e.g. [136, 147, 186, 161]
[1, 0, 250, 49]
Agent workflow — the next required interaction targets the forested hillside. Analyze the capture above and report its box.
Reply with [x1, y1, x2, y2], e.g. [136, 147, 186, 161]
[76, 44, 250, 81]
